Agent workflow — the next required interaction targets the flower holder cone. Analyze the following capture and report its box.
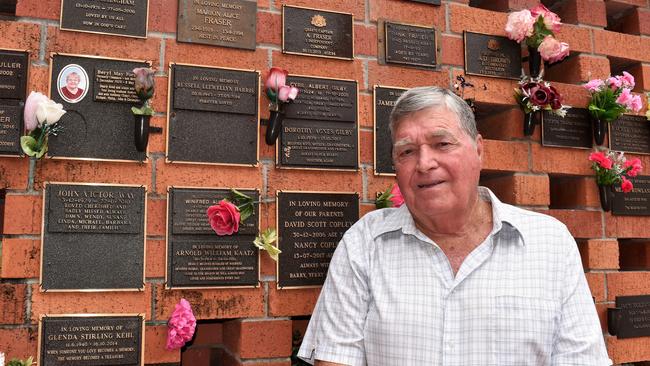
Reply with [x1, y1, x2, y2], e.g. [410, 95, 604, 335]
[591, 116, 607, 146]
[134, 114, 151, 152]
[265, 110, 284, 145]
[528, 46, 542, 78]
[598, 184, 614, 212]
[523, 111, 538, 136]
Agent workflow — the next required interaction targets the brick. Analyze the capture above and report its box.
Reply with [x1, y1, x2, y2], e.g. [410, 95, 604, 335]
[0, 284, 26, 324]
[146, 239, 165, 278]
[449, 3, 508, 36]
[0, 328, 37, 361]
[482, 139, 529, 173]
[619, 240, 650, 270]
[606, 335, 650, 364]
[27, 65, 50, 96]
[578, 239, 620, 270]
[224, 319, 292, 359]
[551, 0, 607, 27]
[0, 21, 41, 61]
[0, 158, 28, 190]
[359, 93, 372, 128]
[552, 82, 591, 108]
[628, 63, 650, 93]
[355, 24, 378, 57]
[154, 284, 265, 320]
[544, 54, 611, 84]
[268, 283, 320, 316]
[16, 0, 60, 19]
[3, 194, 42, 235]
[33, 160, 152, 191]
[555, 24, 592, 54]
[550, 176, 600, 209]
[193, 323, 223, 345]
[369, 61, 449, 89]
[278, 0, 365, 21]
[147, 198, 166, 237]
[471, 0, 538, 12]
[370, 0, 445, 30]
[606, 271, 650, 300]
[481, 173, 550, 206]
[30, 284, 153, 322]
[440, 35, 464, 67]
[585, 272, 606, 302]
[531, 144, 593, 175]
[155, 159, 263, 195]
[451, 70, 516, 106]
[360, 203, 375, 217]
[594, 29, 649, 62]
[595, 303, 609, 332]
[605, 214, 650, 238]
[478, 108, 528, 141]
[360, 129, 373, 165]
[149, 0, 177, 33]
[545, 209, 603, 238]
[168, 42, 266, 71]
[145, 325, 181, 364]
[182, 347, 218, 365]
[1, 238, 39, 278]
[273, 51, 365, 85]
[260, 245, 277, 278]
[267, 168, 362, 197]
[257, 11, 281, 45]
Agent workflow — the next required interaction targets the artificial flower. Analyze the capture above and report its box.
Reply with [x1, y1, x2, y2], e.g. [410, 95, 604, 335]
[588, 151, 613, 170]
[264, 67, 298, 113]
[584, 79, 604, 93]
[35, 99, 66, 126]
[265, 67, 288, 93]
[253, 228, 282, 261]
[376, 183, 405, 209]
[621, 176, 633, 193]
[619, 71, 635, 89]
[585, 71, 642, 122]
[505, 9, 535, 43]
[505, 5, 568, 65]
[166, 298, 196, 350]
[207, 200, 240, 235]
[514, 74, 569, 116]
[624, 158, 643, 177]
[278, 85, 299, 102]
[530, 4, 561, 32]
[589, 149, 642, 190]
[21, 91, 66, 159]
[131, 67, 155, 116]
[23, 91, 48, 131]
[537, 36, 569, 63]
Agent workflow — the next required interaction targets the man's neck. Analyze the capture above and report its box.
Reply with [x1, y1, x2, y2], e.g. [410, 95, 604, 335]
[414, 194, 492, 241]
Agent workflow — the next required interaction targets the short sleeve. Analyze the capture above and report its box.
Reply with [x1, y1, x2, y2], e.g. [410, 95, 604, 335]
[297, 226, 370, 366]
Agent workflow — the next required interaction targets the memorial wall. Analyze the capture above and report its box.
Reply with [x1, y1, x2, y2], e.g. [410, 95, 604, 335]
[0, 0, 650, 365]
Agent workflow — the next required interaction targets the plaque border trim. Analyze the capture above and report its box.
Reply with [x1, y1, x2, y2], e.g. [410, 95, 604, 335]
[463, 31, 521, 81]
[540, 112, 593, 150]
[164, 185, 262, 290]
[39, 181, 148, 293]
[0, 48, 30, 158]
[274, 189, 360, 290]
[37, 313, 146, 366]
[275, 73, 360, 172]
[47, 53, 152, 163]
[59, 0, 150, 39]
[608, 115, 650, 156]
[384, 21, 437, 69]
[281, 4, 355, 61]
[372, 84, 407, 176]
[165, 62, 261, 167]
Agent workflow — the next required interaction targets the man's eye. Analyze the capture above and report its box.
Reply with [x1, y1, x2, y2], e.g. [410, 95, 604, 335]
[400, 149, 413, 157]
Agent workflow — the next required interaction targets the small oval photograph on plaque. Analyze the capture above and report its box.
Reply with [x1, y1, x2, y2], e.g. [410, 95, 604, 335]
[57, 64, 89, 104]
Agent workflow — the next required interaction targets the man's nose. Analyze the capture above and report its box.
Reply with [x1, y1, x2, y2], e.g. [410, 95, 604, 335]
[415, 145, 439, 172]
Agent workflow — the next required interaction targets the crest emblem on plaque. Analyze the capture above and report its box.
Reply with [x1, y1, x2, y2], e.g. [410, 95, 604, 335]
[487, 39, 500, 51]
[311, 14, 327, 27]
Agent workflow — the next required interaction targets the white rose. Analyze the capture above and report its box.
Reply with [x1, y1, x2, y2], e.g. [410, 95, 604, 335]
[36, 99, 66, 125]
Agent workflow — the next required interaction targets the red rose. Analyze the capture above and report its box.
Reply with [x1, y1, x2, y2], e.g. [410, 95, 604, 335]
[207, 200, 240, 235]
[547, 85, 562, 110]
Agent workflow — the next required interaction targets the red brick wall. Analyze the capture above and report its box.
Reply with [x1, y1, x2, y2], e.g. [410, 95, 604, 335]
[1, 0, 650, 364]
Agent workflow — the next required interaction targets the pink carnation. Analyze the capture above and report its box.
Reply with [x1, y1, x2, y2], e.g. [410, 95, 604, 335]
[607, 76, 622, 91]
[530, 4, 562, 33]
[389, 184, 404, 208]
[616, 88, 632, 107]
[584, 79, 604, 93]
[624, 158, 643, 177]
[505, 9, 535, 43]
[166, 298, 197, 350]
[537, 36, 569, 63]
[619, 71, 635, 89]
[621, 176, 634, 193]
[589, 151, 613, 170]
[628, 94, 643, 112]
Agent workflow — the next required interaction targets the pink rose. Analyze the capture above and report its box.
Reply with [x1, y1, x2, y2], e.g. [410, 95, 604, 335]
[607, 76, 622, 91]
[584, 79, 604, 93]
[619, 71, 635, 89]
[621, 176, 634, 193]
[537, 36, 569, 63]
[505, 9, 535, 43]
[265, 67, 288, 93]
[207, 200, 240, 235]
[133, 67, 155, 101]
[616, 88, 632, 107]
[287, 86, 299, 100]
[530, 4, 562, 33]
[23, 91, 49, 131]
[624, 158, 643, 177]
[278, 85, 299, 102]
[166, 298, 196, 350]
[389, 184, 404, 208]
[589, 151, 613, 169]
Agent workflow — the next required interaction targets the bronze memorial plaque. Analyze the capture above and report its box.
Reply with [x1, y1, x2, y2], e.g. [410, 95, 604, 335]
[0, 49, 28, 100]
[39, 314, 143, 365]
[282, 5, 353, 60]
[278, 75, 358, 170]
[541, 108, 592, 149]
[608, 295, 650, 338]
[374, 86, 406, 175]
[609, 114, 650, 155]
[464, 31, 521, 79]
[49, 54, 149, 161]
[0, 103, 22, 156]
[167, 187, 259, 288]
[385, 22, 436, 68]
[177, 0, 257, 50]
[60, 0, 148, 38]
[168, 64, 259, 165]
[41, 183, 146, 291]
[276, 191, 359, 288]
[612, 175, 650, 216]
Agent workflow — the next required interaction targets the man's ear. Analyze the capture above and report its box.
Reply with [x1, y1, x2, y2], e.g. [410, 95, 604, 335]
[476, 134, 484, 162]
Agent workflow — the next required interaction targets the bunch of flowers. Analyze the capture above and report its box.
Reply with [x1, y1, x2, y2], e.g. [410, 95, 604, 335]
[505, 4, 569, 64]
[584, 72, 643, 123]
[514, 74, 568, 116]
[375, 183, 404, 209]
[131, 67, 155, 116]
[589, 149, 642, 192]
[265, 67, 298, 112]
[166, 298, 196, 350]
[20, 91, 66, 159]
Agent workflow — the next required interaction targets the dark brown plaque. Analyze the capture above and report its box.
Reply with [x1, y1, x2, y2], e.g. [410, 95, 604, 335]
[0, 103, 23, 155]
[464, 31, 521, 79]
[541, 108, 592, 149]
[409, 0, 441, 4]
[608, 295, 650, 338]
[49, 54, 148, 161]
[276, 191, 359, 288]
[167, 64, 259, 165]
[385, 22, 436, 68]
[278, 75, 358, 170]
[167, 187, 259, 288]
[609, 114, 650, 155]
[177, 0, 257, 50]
[612, 175, 650, 216]
[60, 0, 148, 38]
[41, 183, 146, 291]
[0, 49, 28, 100]
[374, 86, 406, 175]
[39, 315, 143, 365]
[282, 5, 353, 60]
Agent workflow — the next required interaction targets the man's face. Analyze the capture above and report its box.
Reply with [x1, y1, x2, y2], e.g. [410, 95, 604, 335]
[392, 107, 483, 219]
[66, 74, 79, 89]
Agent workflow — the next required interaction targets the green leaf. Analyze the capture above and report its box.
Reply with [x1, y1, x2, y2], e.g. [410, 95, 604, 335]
[20, 136, 40, 157]
[253, 228, 281, 261]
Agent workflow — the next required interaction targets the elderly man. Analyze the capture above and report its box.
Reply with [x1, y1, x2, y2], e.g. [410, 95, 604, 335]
[297, 87, 610, 365]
